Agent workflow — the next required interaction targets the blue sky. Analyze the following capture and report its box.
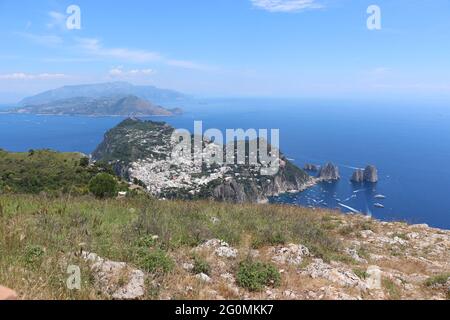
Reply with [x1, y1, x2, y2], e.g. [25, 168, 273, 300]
[0, 0, 450, 102]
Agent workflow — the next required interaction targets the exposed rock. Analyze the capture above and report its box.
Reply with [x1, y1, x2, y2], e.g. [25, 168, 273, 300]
[283, 290, 298, 299]
[345, 247, 368, 264]
[215, 246, 238, 259]
[351, 169, 365, 183]
[196, 273, 212, 283]
[182, 263, 194, 272]
[363, 165, 378, 183]
[360, 230, 375, 239]
[249, 249, 260, 258]
[196, 239, 238, 259]
[81, 251, 145, 300]
[271, 244, 310, 265]
[302, 259, 368, 291]
[318, 162, 340, 181]
[306, 286, 361, 300]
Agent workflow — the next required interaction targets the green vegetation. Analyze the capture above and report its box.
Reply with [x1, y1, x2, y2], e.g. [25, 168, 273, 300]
[23, 245, 45, 268]
[0, 149, 116, 195]
[425, 273, 450, 287]
[137, 249, 174, 275]
[353, 268, 368, 280]
[236, 259, 281, 292]
[192, 255, 211, 275]
[88, 173, 118, 198]
[0, 194, 345, 299]
[382, 278, 402, 300]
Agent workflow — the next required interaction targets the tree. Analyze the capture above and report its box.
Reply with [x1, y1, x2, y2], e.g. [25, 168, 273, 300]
[79, 157, 89, 167]
[88, 173, 118, 198]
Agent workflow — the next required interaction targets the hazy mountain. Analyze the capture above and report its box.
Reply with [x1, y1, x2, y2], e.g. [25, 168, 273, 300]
[19, 82, 189, 106]
[14, 95, 182, 116]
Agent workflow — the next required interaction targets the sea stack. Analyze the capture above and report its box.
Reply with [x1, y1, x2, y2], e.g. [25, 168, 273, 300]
[351, 169, 365, 183]
[364, 165, 378, 183]
[318, 162, 340, 181]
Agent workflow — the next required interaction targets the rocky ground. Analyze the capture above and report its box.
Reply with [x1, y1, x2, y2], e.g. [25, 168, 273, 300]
[1, 195, 448, 300]
[81, 215, 449, 300]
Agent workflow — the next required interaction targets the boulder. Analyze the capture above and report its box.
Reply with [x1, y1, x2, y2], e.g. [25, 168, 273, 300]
[302, 259, 368, 291]
[81, 251, 145, 300]
[196, 239, 238, 259]
[271, 244, 310, 265]
[195, 273, 212, 283]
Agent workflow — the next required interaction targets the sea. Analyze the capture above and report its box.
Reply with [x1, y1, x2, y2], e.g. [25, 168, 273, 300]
[1, 98, 449, 229]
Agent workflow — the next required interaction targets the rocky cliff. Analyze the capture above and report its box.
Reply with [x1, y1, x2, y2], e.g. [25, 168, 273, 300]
[92, 118, 311, 203]
[318, 162, 340, 181]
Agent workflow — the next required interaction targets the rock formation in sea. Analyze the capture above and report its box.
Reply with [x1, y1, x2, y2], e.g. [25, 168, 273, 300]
[304, 164, 319, 172]
[351, 166, 379, 183]
[363, 165, 378, 183]
[318, 162, 340, 181]
[351, 169, 365, 183]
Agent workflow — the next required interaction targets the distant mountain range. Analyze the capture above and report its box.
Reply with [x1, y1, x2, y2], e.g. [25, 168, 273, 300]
[13, 95, 183, 116]
[8, 82, 187, 116]
[19, 82, 189, 106]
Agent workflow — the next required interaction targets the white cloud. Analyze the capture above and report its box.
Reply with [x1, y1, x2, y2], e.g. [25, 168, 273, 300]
[109, 66, 155, 77]
[15, 32, 63, 46]
[250, 0, 323, 12]
[76, 37, 214, 71]
[0, 73, 67, 80]
[47, 11, 66, 29]
[76, 37, 161, 63]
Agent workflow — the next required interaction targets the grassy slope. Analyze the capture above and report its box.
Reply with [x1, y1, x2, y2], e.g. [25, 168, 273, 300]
[0, 194, 345, 299]
[1, 194, 448, 300]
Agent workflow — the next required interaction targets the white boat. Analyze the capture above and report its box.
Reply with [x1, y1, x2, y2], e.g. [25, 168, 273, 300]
[374, 203, 385, 208]
[338, 203, 360, 214]
[374, 194, 387, 199]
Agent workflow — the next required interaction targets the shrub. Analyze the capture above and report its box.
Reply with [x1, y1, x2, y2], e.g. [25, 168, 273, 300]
[425, 273, 450, 287]
[135, 235, 158, 248]
[79, 157, 90, 167]
[236, 259, 281, 292]
[192, 255, 211, 275]
[138, 249, 174, 274]
[88, 173, 118, 198]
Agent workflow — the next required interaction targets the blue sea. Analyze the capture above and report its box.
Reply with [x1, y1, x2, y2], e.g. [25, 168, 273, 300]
[1, 99, 450, 229]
